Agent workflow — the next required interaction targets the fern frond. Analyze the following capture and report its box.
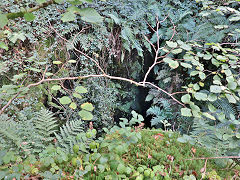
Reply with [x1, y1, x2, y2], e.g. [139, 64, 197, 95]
[54, 119, 84, 153]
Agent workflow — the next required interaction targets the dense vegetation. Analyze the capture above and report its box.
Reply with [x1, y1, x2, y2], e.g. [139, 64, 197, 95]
[0, 0, 240, 179]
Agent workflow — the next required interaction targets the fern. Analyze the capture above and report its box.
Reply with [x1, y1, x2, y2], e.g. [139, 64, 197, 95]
[147, 99, 173, 128]
[0, 109, 58, 154]
[54, 119, 86, 153]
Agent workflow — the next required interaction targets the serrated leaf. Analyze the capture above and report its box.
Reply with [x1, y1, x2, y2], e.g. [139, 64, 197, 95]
[190, 71, 199, 76]
[69, 102, 77, 109]
[79, 8, 103, 24]
[194, 92, 208, 101]
[81, 102, 94, 111]
[228, 81, 237, 90]
[226, 94, 236, 103]
[51, 85, 61, 91]
[0, 14, 8, 28]
[24, 13, 35, 22]
[180, 62, 192, 68]
[79, 110, 93, 120]
[75, 86, 87, 93]
[163, 58, 173, 63]
[73, 93, 82, 99]
[61, 12, 76, 22]
[166, 41, 177, 48]
[210, 85, 222, 93]
[171, 48, 182, 54]
[181, 108, 192, 117]
[180, 43, 192, 51]
[169, 61, 179, 69]
[199, 72, 206, 80]
[59, 96, 72, 105]
[181, 94, 191, 104]
[208, 93, 217, 102]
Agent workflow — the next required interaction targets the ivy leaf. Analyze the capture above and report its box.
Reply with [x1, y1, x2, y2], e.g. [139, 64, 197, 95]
[166, 41, 177, 48]
[51, 85, 61, 91]
[210, 85, 222, 93]
[181, 108, 192, 117]
[181, 94, 191, 104]
[59, 96, 72, 105]
[75, 86, 88, 93]
[24, 13, 35, 22]
[0, 14, 8, 28]
[69, 102, 77, 109]
[61, 12, 76, 22]
[79, 8, 103, 24]
[79, 110, 93, 120]
[81, 102, 94, 111]
[0, 41, 8, 50]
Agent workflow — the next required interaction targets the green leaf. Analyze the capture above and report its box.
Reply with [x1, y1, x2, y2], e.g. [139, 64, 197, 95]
[190, 71, 199, 76]
[180, 43, 192, 51]
[36, 0, 47, 3]
[55, 0, 64, 3]
[163, 58, 173, 63]
[208, 93, 217, 102]
[166, 41, 177, 48]
[199, 72, 206, 80]
[81, 102, 94, 111]
[75, 86, 87, 93]
[24, 13, 35, 22]
[61, 12, 76, 22]
[73, 93, 82, 99]
[53, 61, 62, 64]
[171, 48, 182, 54]
[51, 85, 61, 91]
[226, 94, 236, 103]
[193, 84, 200, 91]
[210, 85, 222, 93]
[0, 41, 8, 50]
[194, 92, 208, 101]
[181, 94, 191, 104]
[228, 81, 237, 90]
[181, 108, 192, 117]
[59, 96, 72, 105]
[180, 62, 192, 68]
[117, 164, 126, 174]
[169, 61, 179, 69]
[69, 102, 77, 109]
[68, 60, 76, 63]
[202, 112, 216, 120]
[203, 54, 212, 60]
[79, 110, 93, 120]
[79, 8, 103, 24]
[0, 14, 8, 28]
